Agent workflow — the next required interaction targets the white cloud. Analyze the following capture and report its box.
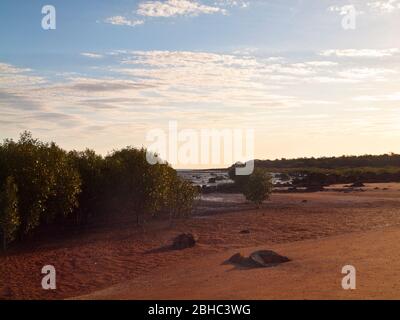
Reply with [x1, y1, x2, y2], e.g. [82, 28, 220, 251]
[214, 0, 249, 8]
[329, 1, 400, 16]
[103, 0, 250, 28]
[328, 4, 360, 15]
[367, 0, 400, 13]
[104, 16, 144, 27]
[338, 67, 395, 81]
[321, 48, 400, 57]
[0, 63, 45, 88]
[3, 48, 400, 150]
[120, 50, 259, 67]
[0, 63, 31, 74]
[304, 61, 339, 67]
[353, 92, 400, 101]
[81, 52, 104, 59]
[137, 0, 225, 17]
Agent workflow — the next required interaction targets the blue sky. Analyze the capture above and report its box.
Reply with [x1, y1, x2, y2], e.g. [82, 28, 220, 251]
[1, 0, 400, 167]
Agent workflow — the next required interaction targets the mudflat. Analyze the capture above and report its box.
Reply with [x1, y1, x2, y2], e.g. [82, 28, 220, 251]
[2, 183, 400, 300]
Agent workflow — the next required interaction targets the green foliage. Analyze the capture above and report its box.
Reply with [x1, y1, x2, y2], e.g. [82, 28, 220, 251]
[100, 147, 197, 224]
[0, 131, 80, 236]
[242, 169, 272, 207]
[43, 143, 81, 223]
[0, 176, 20, 249]
[251, 154, 400, 170]
[0, 132, 198, 246]
[229, 155, 400, 186]
[289, 167, 400, 186]
[168, 176, 198, 220]
[105, 148, 166, 222]
[68, 149, 104, 223]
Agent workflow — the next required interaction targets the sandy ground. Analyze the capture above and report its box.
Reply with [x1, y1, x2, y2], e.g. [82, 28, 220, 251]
[78, 227, 400, 300]
[1, 183, 400, 300]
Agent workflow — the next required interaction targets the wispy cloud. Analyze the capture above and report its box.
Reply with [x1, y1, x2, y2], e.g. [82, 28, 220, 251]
[328, 1, 400, 16]
[337, 67, 395, 81]
[81, 52, 104, 59]
[137, 0, 226, 17]
[0, 63, 45, 88]
[353, 92, 400, 101]
[321, 48, 400, 58]
[212, 0, 249, 9]
[304, 61, 338, 67]
[2, 46, 400, 155]
[104, 0, 248, 28]
[328, 4, 360, 15]
[104, 16, 144, 27]
[367, 0, 400, 13]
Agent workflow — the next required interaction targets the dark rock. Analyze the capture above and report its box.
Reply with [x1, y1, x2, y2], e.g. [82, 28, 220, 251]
[302, 199, 308, 203]
[226, 253, 243, 264]
[239, 229, 250, 234]
[250, 250, 290, 267]
[224, 250, 290, 269]
[350, 181, 365, 188]
[224, 253, 261, 268]
[172, 233, 196, 250]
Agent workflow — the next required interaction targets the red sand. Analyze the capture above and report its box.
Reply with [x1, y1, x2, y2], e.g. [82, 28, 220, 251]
[79, 227, 400, 300]
[1, 183, 400, 300]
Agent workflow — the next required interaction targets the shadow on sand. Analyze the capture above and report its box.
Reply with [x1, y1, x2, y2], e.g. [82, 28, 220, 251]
[144, 244, 178, 254]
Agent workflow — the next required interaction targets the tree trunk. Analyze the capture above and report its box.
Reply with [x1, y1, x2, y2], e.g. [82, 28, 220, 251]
[169, 210, 174, 227]
[1, 229, 6, 251]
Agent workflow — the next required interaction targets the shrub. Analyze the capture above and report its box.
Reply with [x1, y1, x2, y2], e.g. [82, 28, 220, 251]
[0, 132, 198, 246]
[242, 168, 272, 207]
[0, 176, 20, 250]
[42, 142, 81, 224]
[0, 132, 81, 236]
[68, 149, 104, 224]
[168, 176, 198, 221]
[105, 147, 175, 224]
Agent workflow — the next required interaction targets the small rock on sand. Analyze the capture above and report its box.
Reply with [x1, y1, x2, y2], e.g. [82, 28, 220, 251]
[250, 250, 290, 267]
[172, 233, 197, 250]
[239, 230, 250, 234]
[225, 253, 261, 268]
[350, 182, 365, 188]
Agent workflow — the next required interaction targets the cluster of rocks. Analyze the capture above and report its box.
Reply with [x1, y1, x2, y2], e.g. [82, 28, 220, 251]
[169, 234, 291, 271]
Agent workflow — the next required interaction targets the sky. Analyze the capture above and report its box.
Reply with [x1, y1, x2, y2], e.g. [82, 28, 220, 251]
[0, 0, 400, 168]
